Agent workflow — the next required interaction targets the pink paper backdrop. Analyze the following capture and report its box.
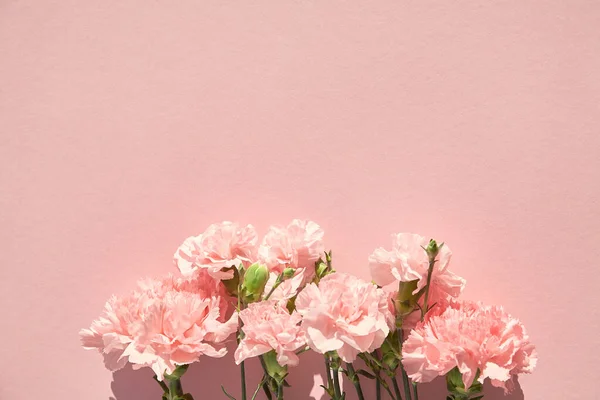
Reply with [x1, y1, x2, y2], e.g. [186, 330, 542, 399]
[1, 1, 599, 399]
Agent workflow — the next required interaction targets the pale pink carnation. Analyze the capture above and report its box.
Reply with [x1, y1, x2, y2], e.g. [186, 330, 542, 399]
[80, 272, 238, 380]
[258, 220, 324, 282]
[174, 221, 258, 280]
[369, 233, 466, 305]
[402, 300, 537, 393]
[295, 273, 393, 363]
[235, 300, 306, 367]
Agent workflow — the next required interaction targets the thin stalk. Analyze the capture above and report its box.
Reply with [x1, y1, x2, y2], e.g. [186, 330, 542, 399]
[412, 382, 419, 400]
[240, 361, 247, 400]
[397, 328, 412, 400]
[251, 376, 267, 400]
[153, 375, 169, 393]
[332, 367, 342, 399]
[324, 356, 334, 392]
[378, 375, 396, 400]
[421, 253, 437, 318]
[236, 278, 247, 400]
[264, 273, 283, 300]
[276, 384, 284, 400]
[259, 356, 274, 400]
[375, 371, 381, 400]
[391, 376, 404, 400]
[346, 363, 365, 400]
[400, 368, 411, 400]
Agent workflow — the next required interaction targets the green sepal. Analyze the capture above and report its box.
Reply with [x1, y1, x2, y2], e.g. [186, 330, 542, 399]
[222, 266, 240, 296]
[164, 364, 189, 380]
[262, 350, 288, 384]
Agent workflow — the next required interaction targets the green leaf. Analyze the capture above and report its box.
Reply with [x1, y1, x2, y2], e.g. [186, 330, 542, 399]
[320, 384, 335, 397]
[356, 370, 376, 379]
[221, 385, 236, 400]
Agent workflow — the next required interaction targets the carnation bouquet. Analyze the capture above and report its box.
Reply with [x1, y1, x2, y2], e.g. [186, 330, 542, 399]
[81, 220, 537, 400]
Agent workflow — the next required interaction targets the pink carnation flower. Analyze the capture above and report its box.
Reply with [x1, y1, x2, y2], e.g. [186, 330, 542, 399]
[80, 272, 238, 380]
[258, 220, 324, 280]
[234, 300, 306, 367]
[369, 233, 466, 304]
[402, 300, 537, 393]
[295, 273, 393, 363]
[174, 221, 258, 280]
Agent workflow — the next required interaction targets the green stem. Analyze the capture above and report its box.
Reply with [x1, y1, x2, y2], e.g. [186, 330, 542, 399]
[236, 279, 247, 400]
[378, 375, 396, 400]
[332, 367, 342, 399]
[346, 363, 365, 400]
[401, 368, 411, 400]
[276, 383, 284, 400]
[264, 273, 284, 300]
[240, 361, 247, 400]
[166, 377, 190, 400]
[153, 375, 169, 393]
[375, 371, 381, 400]
[421, 253, 437, 318]
[391, 376, 404, 400]
[412, 382, 419, 400]
[397, 328, 412, 400]
[324, 356, 334, 394]
[259, 356, 274, 400]
[251, 376, 267, 400]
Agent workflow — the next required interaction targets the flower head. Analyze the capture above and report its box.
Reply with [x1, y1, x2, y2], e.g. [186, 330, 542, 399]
[258, 220, 324, 280]
[402, 300, 537, 392]
[369, 233, 465, 304]
[295, 273, 393, 363]
[174, 221, 258, 280]
[80, 271, 238, 380]
[234, 300, 306, 367]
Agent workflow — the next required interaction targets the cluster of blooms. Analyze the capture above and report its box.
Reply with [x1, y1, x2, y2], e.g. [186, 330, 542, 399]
[81, 220, 537, 400]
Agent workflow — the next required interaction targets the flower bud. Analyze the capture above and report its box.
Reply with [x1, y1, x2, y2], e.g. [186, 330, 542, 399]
[425, 239, 441, 260]
[282, 267, 295, 279]
[316, 262, 328, 278]
[241, 263, 269, 302]
[394, 279, 419, 317]
[262, 350, 288, 383]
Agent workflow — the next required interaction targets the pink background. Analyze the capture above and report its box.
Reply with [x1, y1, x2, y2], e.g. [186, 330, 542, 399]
[1, 1, 599, 399]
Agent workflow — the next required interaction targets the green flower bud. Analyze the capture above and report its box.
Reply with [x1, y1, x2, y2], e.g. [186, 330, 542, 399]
[262, 350, 288, 383]
[425, 239, 441, 260]
[380, 332, 400, 370]
[316, 262, 328, 278]
[241, 263, 269, 302]
[282, 267, 295, 279]
[394, 279, 420, 317]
